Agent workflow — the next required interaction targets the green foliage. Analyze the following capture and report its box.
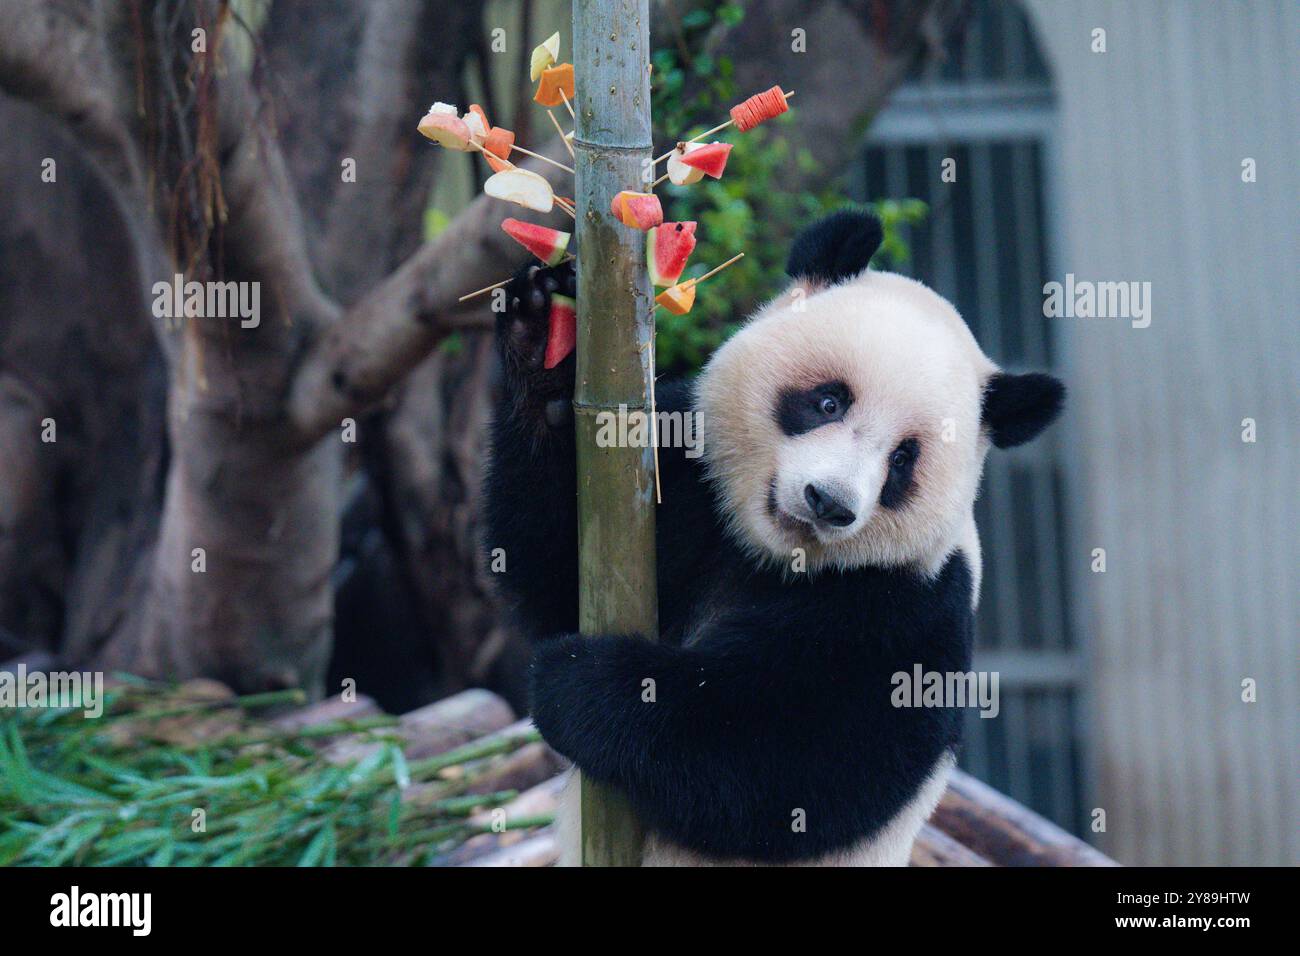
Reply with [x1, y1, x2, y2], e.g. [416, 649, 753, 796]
[648, 2, 927, 373]
[868, 197, 930, 267]
[423, 206, 452, 241]
[652, 121, 830, 371]
[0, 681, 547, 866]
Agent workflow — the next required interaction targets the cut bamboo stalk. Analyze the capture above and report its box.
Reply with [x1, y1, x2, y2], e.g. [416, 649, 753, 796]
[572, 0, 655, 867]
[323, 688, 515, 764]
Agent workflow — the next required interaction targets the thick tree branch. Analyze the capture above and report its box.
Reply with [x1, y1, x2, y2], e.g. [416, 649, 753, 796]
[0, 0, 145, 196]
[721, 0, 965, 189]
[286, 153, 572, 444]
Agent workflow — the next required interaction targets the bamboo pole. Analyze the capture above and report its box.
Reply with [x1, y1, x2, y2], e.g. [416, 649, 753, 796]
[571, 0, 655, 866]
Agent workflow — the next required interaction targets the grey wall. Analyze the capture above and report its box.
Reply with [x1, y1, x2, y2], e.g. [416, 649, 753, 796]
[1025, 0, 1298, 865]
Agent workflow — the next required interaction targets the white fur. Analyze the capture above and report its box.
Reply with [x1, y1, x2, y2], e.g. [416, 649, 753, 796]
[697, 270, 998, 579]
[553, 271, 993, 867]
[555, 753, 957, 867]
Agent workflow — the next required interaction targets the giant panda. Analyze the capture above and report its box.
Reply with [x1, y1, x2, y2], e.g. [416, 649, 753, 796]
[484, 210, 1065, 866]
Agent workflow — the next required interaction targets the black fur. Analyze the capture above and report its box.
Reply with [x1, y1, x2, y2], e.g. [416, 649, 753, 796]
[981, 372, 1066, 448]
[785, 209, 884, 286]
[482, 261, 581, 639]
[879, 437, 920, 510]
[484, 253, 976, 863]
[530, 554, 972, 862]
[774, 381, 853, 436]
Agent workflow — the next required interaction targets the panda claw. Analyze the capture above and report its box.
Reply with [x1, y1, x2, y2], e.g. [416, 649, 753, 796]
[498, 259, 579, 384]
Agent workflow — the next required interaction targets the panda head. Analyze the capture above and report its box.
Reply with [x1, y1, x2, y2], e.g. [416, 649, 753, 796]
[697, 210, 1065, 573]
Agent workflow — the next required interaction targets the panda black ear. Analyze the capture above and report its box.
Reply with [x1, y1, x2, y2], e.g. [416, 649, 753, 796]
[786, 210, 883, 287]
[982, 372, 1066, 448]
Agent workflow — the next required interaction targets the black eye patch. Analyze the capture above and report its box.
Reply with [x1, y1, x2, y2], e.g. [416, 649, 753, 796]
[774, 381, 853, 436]
[879, 437, 920, 510]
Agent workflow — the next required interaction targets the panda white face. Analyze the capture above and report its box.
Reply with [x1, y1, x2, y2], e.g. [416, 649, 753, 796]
[697, 270, 999, 574]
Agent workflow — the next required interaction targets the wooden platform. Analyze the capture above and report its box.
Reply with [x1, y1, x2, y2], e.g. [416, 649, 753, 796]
[270, 685, 1116, 867]
[0, 653, 1115, 867]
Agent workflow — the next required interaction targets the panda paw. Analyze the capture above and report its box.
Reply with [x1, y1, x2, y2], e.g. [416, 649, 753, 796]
[498, 259, 577, 380]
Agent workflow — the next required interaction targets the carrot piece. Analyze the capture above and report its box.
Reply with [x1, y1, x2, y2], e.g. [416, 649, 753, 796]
[483, 126, 515, 160]
[534, 63, 576, 107]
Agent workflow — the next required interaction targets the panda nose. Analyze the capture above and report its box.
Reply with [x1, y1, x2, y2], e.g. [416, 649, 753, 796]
[804, 483, 856, 527]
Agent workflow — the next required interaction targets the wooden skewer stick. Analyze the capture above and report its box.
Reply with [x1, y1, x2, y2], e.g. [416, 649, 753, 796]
[692, 252, 745, 285]
[458, 253, 577, 302]
[508, 143, 575, 174]
[648, 90, 796, 167]
[649, 335, 662, 505]
[651, 172, 669, 189]
[559, 89, 577, 121]
[458, 277, 512, 302]
[546, 108, 576, 159]
[653, 254, 746, 313]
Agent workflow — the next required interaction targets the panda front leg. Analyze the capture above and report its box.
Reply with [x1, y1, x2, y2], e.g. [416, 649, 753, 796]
[483, 260, 581, 637]
[530, 627, 846, 864]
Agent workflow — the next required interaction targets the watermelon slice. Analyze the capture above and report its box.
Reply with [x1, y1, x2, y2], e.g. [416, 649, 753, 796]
[502, 218, 570, 266]
[647, 221, 697, 286]
[667, 143, 706, 186]
[609, 191, 663, 229]
[655, 280, 696, 315]
[544, 293, 577, 369]
[679, 141, 733, 179]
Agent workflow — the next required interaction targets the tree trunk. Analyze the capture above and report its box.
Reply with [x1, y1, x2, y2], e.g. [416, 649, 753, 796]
[0, 0, 966, 704]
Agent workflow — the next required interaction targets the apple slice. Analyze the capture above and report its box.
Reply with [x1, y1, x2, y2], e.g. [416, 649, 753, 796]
[609, 191, 663, 230]
[655, 280, 696, 315]
[417, 104, 473, 151]
[484, 168, 554, 213]
[535, 63, 575, 107]
[647, 221, 697, 286]
[679, 141, 733, 179]
[666, 143, 707, 186]
[544, 293, 577, 369]
[464, 104, 490, 146]
[502, 218, 571, 266]
[530, 32, 561, 82]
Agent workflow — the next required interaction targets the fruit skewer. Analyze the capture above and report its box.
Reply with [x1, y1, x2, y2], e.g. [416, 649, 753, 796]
[648, 88, 795, 168]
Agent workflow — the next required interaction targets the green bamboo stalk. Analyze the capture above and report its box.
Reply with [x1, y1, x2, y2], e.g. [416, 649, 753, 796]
[572, 0, 656, 866]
